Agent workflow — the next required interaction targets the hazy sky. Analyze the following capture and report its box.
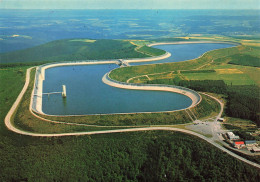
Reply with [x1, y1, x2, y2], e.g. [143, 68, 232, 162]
[0, 0, 259, 9]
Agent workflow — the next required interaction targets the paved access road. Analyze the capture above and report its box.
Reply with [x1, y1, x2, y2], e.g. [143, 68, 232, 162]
[5, 67, 260, 169]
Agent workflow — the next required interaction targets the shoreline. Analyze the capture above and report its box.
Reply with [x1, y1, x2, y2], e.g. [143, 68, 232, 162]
[103, 72, 201, 112]
[125, 41, 237, 66]
[32, 41, 236, 116]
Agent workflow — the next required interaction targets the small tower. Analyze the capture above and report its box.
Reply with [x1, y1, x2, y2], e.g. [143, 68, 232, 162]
[62, 85, 66, 98]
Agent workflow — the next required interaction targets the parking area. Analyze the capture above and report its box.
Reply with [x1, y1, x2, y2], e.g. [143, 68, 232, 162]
[186, 120, 214, 136]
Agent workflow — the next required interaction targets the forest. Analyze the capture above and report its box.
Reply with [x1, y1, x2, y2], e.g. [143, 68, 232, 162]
[226, 85, 260, 126]
[228, 54, 260, 67]
[1, 131, 259, 181]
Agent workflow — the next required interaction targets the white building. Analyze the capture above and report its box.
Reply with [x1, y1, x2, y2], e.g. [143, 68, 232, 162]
[227, 132, 240, 140]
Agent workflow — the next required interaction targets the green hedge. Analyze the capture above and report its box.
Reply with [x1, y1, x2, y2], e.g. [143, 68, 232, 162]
[228, 54, 260, 67]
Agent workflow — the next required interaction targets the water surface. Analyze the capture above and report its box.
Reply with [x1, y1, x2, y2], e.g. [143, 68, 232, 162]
[130, 43, 234, 66]
[42, 43, 234, 115]
[42, 64, 191, 115]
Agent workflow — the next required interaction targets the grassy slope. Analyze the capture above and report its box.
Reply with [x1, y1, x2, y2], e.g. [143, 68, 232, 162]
[183, 71, 255, 85]
[137, 45, 166, 56]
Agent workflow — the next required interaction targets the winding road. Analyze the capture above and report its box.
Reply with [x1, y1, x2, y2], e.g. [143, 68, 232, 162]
[4, 66, 260, 169]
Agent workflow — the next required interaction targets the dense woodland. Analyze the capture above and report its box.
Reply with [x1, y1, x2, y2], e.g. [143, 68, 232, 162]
[228, 54, 260, 67]
[223, 85, 259, 127]
[147, 79, 260, 127]
[1, 131, 259, 181]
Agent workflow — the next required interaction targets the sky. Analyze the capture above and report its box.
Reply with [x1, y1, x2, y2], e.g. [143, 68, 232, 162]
[0, 0, 259, 9]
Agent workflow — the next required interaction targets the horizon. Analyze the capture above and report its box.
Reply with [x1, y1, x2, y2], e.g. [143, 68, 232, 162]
[1, 8, 260, 10]
[0, 0, 259, 10]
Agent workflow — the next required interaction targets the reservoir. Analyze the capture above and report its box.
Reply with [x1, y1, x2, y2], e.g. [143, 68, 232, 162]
[42, 43, 234, 115]
[130, 43, 234, 65]
[42, 64, 192, 115]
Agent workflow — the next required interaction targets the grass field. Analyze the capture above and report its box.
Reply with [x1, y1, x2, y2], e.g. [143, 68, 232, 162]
[110, 45, 252, 82]
[120, 45, 259, 87]
[0, 66, 29, 124]
[183, 69, 255, 85]
[137, 45, 166, 56]
[130, 68, 256, 86]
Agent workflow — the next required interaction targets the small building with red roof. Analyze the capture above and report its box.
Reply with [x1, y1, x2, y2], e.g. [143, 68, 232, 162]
[233, 141, 245, 149]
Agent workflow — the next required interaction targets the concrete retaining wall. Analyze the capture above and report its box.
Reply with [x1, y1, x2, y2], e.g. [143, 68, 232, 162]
[125, 52, 171, 63]
[103, 72, 201, 110]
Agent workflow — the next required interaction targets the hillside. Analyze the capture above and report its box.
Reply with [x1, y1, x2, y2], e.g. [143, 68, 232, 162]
[0, 39, 164, 64]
